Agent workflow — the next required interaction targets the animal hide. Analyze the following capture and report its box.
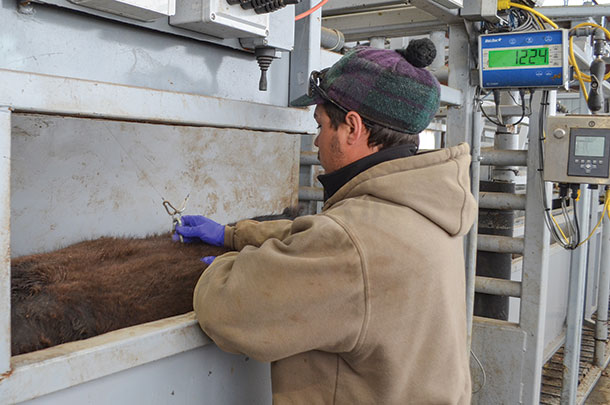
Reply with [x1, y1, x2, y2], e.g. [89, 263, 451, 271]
[11, 234, 229, 355]
[11, 208, 298, 355]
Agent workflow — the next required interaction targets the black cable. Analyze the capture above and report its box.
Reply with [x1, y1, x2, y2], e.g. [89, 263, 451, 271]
[510, 89, 527, 126]
[476, 86, 505, 126]
[572, 197, 581, 249]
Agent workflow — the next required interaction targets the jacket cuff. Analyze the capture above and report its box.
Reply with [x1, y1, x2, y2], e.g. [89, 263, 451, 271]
[223, 225, 235, 249]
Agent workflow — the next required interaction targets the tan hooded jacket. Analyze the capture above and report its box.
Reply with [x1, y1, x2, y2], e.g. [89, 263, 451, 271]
[193, 143, 477, 404]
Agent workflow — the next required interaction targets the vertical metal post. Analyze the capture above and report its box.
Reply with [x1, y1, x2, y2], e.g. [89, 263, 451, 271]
[429, 31, 446, 72]
[446, 23, 475, 146]
[0, 107, 11, 375]
[520, 91, 551, 405]
[561, 186, 592, 404]
[595, 187, 610, 367]
[291, 0, 321, 215]
[289, 0, 322, 104]
[466, 109, 482, 350]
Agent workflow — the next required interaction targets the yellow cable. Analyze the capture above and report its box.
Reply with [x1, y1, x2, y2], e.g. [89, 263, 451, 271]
[507, 2, 558, 29]
[570, 36, 589, 101]
[550, 211, 570, 244]
[568, 23, 610, 83]
[577, 190, 610, 247]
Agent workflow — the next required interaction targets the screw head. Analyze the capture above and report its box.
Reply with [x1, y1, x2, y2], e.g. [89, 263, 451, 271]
[553, 128, 566, 139]
[589, 120, 596, 127]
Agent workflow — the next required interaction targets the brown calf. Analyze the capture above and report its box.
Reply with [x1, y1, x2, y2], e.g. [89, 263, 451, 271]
[11, 234, 230, 355]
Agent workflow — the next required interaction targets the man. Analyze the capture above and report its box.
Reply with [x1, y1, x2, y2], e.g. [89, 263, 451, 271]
[176, 39, 476, 404]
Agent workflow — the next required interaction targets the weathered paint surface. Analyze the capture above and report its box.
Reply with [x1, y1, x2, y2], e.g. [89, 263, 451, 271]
[1, 313, 269, 404]
[0, 107, 10, 375]
[471, 318, 527, 405]
[10, 114, 300, 257]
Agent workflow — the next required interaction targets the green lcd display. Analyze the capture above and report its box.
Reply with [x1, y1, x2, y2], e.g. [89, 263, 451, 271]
[488, 47, 549, 68]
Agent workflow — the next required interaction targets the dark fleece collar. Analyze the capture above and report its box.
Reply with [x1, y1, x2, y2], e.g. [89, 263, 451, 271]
[317, 144, 417, 202]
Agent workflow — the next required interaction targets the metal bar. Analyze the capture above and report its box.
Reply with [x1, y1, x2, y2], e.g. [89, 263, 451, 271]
[465, 109, 482, 351]
[322, 0, 405, 16]
[539, 5, 610, 19]
[481, 105, 531, 118]
[409, 0, 460, 23]
[479, 192, 526, 211]
[561, 186, 592, 405]
[477, 234, 525, 254]
[519, 90, 551, 405]
[320, 27, 345, 52]
[0, 69, 316, 135]
[480, 148, 528, 166]
[440, 85, 463, 106]
[595, 187, 610, 367]
[298, 186, 324, 202]
[0, 107, 10, 376]
[475, 276, 521, 298]
[300, 151, 319, 166]
[0, 313, 211, 403]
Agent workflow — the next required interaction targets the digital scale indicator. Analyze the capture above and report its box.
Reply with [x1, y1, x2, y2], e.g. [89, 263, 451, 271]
[479, 29, 568, 89]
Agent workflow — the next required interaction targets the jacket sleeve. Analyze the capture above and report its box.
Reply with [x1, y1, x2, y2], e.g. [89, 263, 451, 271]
[224, 219, 293, 251]
[194, 214, 366, 362]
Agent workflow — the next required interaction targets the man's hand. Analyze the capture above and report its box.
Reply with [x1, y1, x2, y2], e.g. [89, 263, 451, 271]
[174, 215, 225, 246]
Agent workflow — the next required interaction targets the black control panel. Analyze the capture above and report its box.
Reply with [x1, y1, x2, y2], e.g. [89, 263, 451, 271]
[567, 128, 610, 178]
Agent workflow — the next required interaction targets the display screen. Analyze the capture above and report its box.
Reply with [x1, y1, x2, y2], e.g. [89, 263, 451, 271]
[575, 136, 605, 157]
[488, 47, 549, 68]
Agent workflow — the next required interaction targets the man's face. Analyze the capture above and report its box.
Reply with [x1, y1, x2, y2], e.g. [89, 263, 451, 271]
[313, 105, 346, 174]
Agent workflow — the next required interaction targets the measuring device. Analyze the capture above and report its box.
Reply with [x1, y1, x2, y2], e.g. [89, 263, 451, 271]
[479, 29, 569, 89]
[544, 115, 610, 185]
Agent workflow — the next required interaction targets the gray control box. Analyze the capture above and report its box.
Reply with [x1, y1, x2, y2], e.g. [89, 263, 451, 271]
[544, 115, 610, 185]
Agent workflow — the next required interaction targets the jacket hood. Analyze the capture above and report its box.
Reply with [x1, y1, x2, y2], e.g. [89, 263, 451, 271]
[323, 143, 477, 236]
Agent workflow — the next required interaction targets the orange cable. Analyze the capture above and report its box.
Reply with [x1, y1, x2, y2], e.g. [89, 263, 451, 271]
[295, 0, 329, 21]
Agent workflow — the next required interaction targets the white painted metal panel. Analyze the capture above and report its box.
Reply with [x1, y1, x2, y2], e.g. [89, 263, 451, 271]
[10, 114, 300, 256]
[21, 343, 270, 404]
[2, 313, 270, 404]
[70, 0, 176, 21]
[0, 70, 316, 134]
[0, 108, 10, 376]
[471, 318, 527, 405]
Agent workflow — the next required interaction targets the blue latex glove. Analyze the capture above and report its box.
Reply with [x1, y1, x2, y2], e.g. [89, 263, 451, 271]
[201, 256, 216, 265]
[174, 215, 225, 246]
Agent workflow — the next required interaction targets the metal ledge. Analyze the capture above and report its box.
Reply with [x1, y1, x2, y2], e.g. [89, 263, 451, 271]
[0, 313, 212, 404]
[0, 69, 316, 134]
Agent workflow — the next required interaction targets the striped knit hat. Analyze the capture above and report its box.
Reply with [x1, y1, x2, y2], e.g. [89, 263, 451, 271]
[291, 39, 441, 134]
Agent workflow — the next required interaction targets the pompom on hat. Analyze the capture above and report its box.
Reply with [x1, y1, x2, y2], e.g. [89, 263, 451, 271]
[291, 38, 441, 135]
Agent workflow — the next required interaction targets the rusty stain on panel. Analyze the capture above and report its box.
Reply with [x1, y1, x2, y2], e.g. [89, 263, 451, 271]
[10, 114, 300, 256]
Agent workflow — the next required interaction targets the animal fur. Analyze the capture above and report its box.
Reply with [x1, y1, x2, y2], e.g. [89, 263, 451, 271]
[11, 209, 298, 355]
[11, 234, 229, 355]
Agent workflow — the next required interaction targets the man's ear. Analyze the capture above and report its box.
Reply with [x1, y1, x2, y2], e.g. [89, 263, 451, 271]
[344, 111, 368, 145]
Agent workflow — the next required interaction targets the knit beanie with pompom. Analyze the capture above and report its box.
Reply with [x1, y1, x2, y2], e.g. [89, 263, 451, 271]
[291, 38, 441, 135]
